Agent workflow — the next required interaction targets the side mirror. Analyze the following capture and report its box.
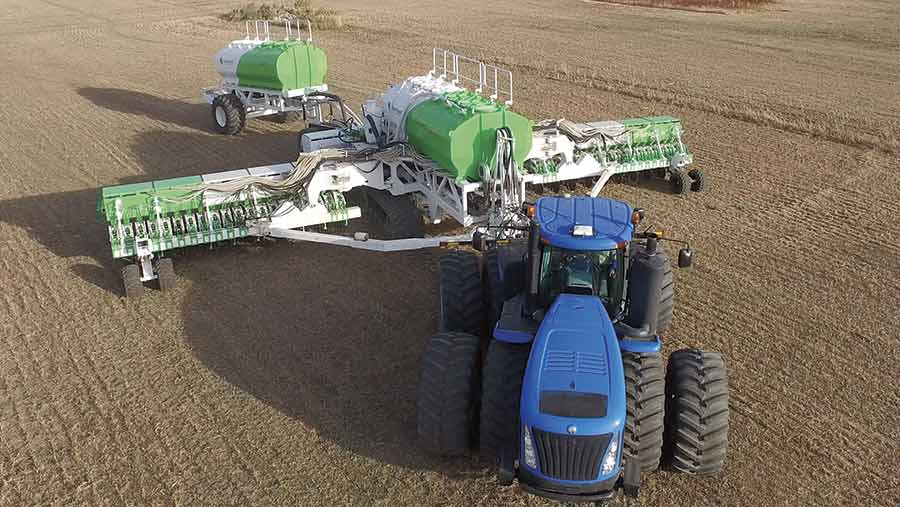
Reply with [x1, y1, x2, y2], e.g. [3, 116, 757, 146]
[677, 247, 693, 268]
[631, 207, 645, 225]
[472, 230, 486, 252]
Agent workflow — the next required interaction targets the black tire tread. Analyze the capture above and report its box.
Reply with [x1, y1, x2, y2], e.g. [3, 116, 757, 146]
[688, 168, 706, 192]
[439, 251, 484, 336]
[212, 94, 246, 135]
[664, 349, 730, 475]
[479, 340, 530, 457]
[417, 332, 481, 456]
[658, 264, 675, 333]
[122, 264, 144, 299]
[623, 351, 665, 471]
[157, 258, 176, 292]
[365, 189, 424, 239]
[670, 167, 689, 195]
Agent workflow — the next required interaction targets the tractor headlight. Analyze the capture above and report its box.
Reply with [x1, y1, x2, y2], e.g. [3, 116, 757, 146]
[522, 425, 537, 469]
[601, 434, 619, 475]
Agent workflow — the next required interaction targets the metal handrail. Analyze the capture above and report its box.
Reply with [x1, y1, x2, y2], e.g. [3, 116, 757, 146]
[242, 19, 313, 42]
[431, 48, 514, 106]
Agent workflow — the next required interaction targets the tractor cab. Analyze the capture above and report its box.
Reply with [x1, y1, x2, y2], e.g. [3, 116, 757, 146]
[531, 196, 633, 319]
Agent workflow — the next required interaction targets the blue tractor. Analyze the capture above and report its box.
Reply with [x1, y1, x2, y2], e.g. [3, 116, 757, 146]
[417, 195, 729, 505]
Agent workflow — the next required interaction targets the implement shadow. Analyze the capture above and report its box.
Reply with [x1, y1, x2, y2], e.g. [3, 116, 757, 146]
[0, 128, 299, 293]
[179, 240, 485, 473]
[78, 87, 212, 132]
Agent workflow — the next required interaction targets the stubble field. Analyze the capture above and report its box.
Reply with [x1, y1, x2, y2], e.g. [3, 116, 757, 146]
[1, 0, 899, 505]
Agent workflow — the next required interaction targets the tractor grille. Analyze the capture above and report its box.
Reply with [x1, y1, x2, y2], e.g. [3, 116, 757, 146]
[532, 428, 611, 481]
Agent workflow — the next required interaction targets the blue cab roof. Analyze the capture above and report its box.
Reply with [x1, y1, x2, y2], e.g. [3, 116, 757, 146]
[535, 196, 634, 250]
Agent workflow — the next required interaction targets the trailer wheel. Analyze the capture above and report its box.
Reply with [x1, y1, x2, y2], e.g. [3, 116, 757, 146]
[363, 189, 424, 239]
[122, 264, 144, 299]
[623, 351, 665, 472]
[157, 258, 176, 292]
[211, 94, 246, 135]
[664, 349, 729, 475]
[479, 340, 530, 457]
[628, 245, 675, 334]
[417, 332, 481, 455]
[439, 250, 484, 336]
[688, 169, 706, 192]
[485, 244, 527, 332]
[669, 167, 690, 195]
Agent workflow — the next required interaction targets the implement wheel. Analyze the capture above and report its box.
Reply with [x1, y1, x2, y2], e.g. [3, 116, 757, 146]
[479, 340, 530, 457]
[664, 349, 730, 475]
[623, 351, 666, 471]
[157, 258, 176, 292]
[417, 332, 481, 455]
[439, 250, 484, 336]
[122, 264, 144, 299]
[363, 189, 424, 240]
[211, 94, 246, 135]
[669, 167, 690, 195]
[688, 168, 707, 192]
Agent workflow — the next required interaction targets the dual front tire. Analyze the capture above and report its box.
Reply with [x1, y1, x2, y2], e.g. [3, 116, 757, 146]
[623, 349, 729, 475]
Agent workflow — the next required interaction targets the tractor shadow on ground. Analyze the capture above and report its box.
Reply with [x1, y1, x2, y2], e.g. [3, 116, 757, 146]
[0, 128, 300, 295]
[179, 241, 486, 475]
[78, 87, 212, 132]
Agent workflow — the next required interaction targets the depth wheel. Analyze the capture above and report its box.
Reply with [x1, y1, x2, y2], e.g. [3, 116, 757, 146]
[623, 351, 665, 472]
[122, 264, 144, 299]
[363, 188, 424, 239]
[688, 169, 706, 192]
[669, 167, 690, 195]
[479, 340, 530, 457]
[439, 250, 484, 336]
[157, 258, 176, 292]
[417, 332, 481, 455]
[211, 94, 246, 135]
[664, 349, 730, 475]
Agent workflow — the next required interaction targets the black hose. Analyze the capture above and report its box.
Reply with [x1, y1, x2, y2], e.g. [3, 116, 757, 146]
[365, 114, 383, 148]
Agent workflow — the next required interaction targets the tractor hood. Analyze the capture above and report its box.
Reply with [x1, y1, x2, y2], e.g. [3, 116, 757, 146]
[521, 294, 626, 437]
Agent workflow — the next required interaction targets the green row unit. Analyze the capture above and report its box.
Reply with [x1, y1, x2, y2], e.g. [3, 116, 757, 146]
[525, 116, 690, 176]
[405, 90, 533, 182]
[617, 116, 684, 147]
[236, 41, 327, 92]
[97, 176, 278, 259]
